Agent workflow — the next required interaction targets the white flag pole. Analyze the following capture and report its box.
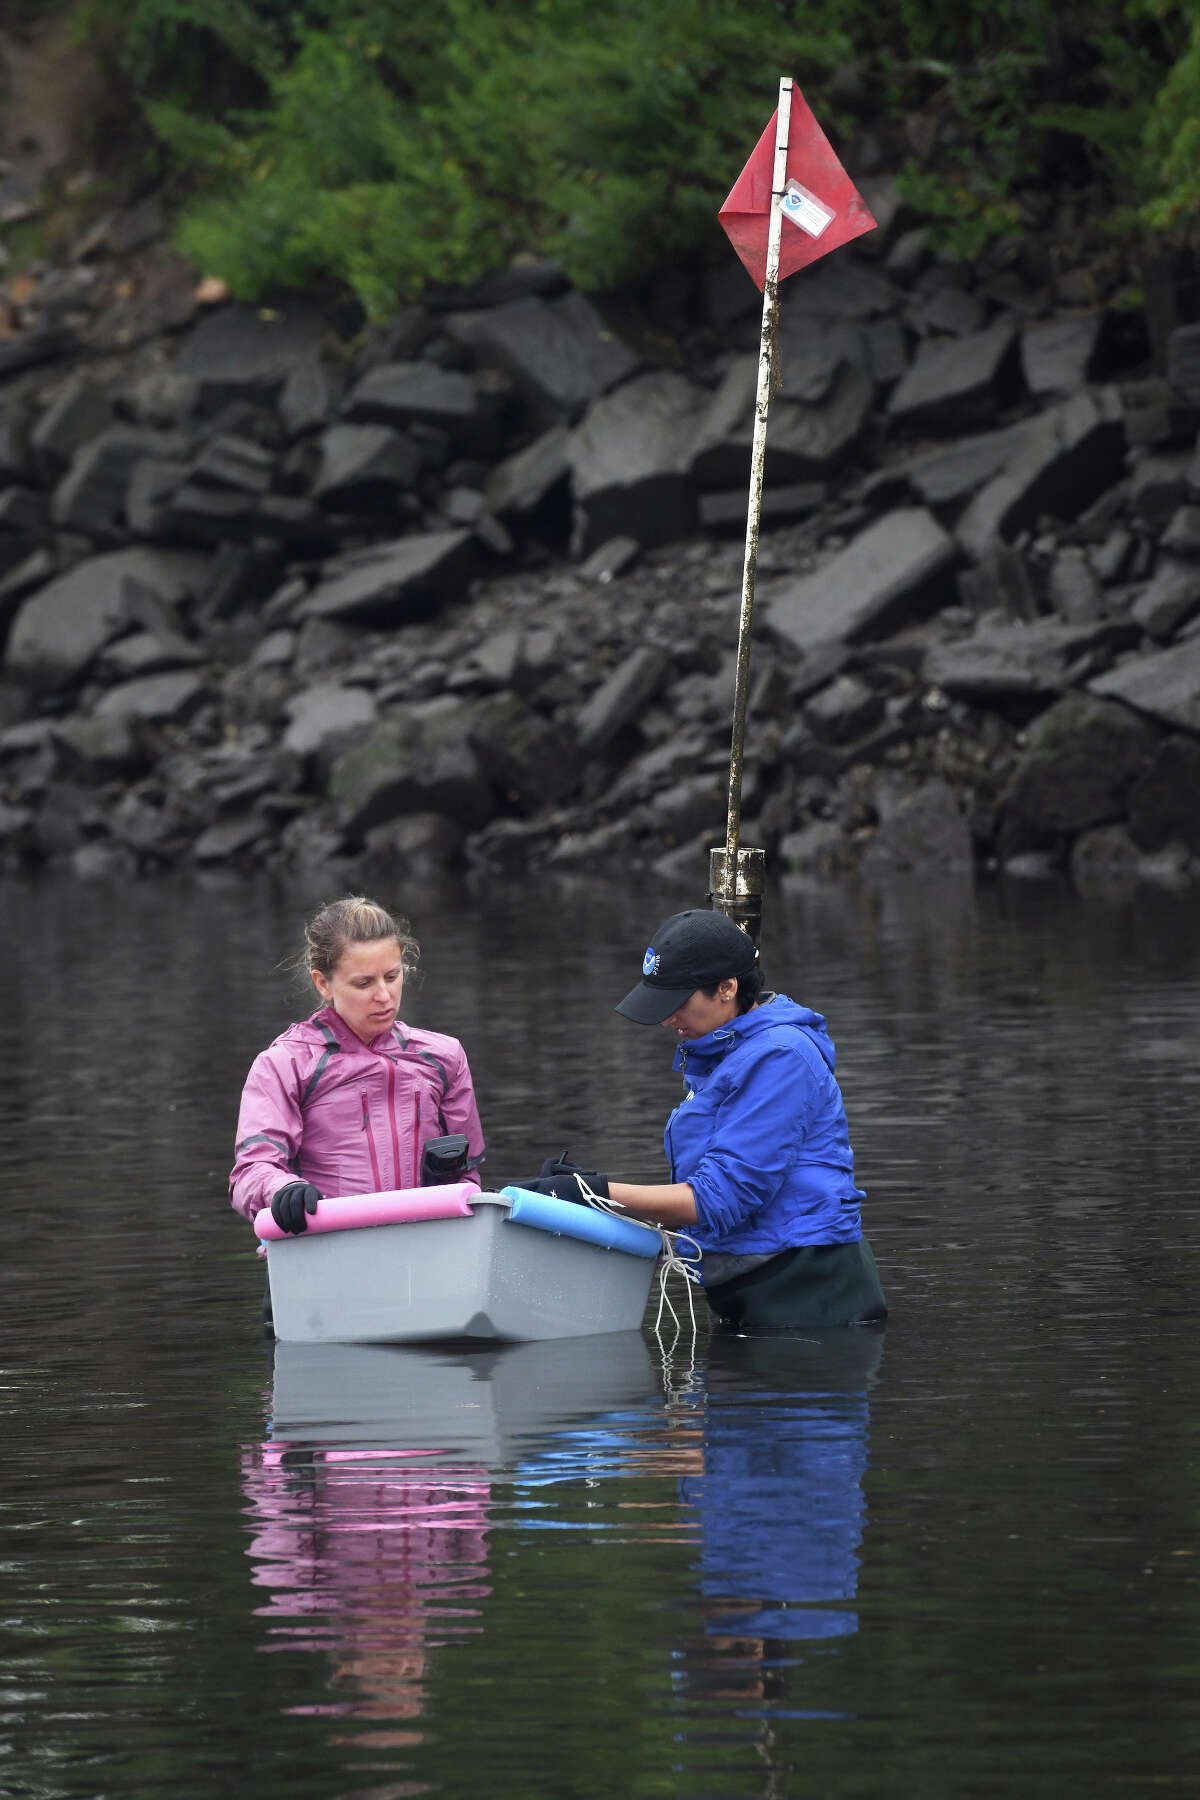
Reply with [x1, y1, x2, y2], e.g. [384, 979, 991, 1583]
[710, 74, 792, 943]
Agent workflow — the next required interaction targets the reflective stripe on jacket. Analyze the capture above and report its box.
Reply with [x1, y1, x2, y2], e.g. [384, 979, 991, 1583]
[664, 992, 864, 1255]
[230, 1006, 485, 1221]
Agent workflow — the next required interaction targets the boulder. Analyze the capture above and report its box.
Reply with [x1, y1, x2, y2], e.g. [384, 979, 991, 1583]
[310, 424, 423, 510]
[691, 356, 873, 488]
[860, 778, 973, 872]
[281, 682, 378, 764]
[1166, 322, 1200, 402]
[1126, 736, 1200, 852]
[30, 375, 114, 481]
[302, 530, 477, 622]
[767, 508, 958, 655]
[565, 371, 703, 555]
[956, 389, 1127, 560]
[92, 669, 210, 723]
[484, 426, 570, 530]
[575, 645, 671, 753]
[1021, 311, 1110, 395]
[997, 693, 1160, 845]
[925, 615, 1137, 701]
[1130, 557, 1200, 640]
[51, 428, 175, 536]
[899, 421, 1039, 509]
[189, 433, 276, 494]
[327, 698, 496, 834]
[5, 548, 204, 692]
[887, 321, 1023, 433]
[446, 290, 640, 424]
[805, 674, 884, 744]
[1088, 633, 1200, 733]
[469, 693, 581, 808]
[173, 302, 329, 410]
[342, 362, 502, 456]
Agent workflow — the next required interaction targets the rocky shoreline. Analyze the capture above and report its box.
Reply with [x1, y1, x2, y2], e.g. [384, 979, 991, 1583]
[1, 177, 1199, 896]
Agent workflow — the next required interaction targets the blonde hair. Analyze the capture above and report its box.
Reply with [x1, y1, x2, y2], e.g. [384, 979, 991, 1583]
[303, 896, 420, 981]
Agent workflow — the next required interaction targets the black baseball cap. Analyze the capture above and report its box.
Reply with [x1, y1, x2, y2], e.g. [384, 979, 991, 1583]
[616, 909, 759, 1025]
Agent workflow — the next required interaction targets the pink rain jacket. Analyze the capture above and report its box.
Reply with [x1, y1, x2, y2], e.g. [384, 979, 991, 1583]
[230, 1007, 485, 1222]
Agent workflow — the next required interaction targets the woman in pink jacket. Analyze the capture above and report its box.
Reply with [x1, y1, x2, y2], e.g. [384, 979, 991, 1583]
[230, 896, 485, 1234]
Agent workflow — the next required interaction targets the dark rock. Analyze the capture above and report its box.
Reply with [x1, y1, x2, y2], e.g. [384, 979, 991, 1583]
[5, 547, 203, 691]
[311, 424, 423, 510]
[99, 627, 203, 679]
[191, 812, 269, 863]
[998, 693, 1160, 847]
[92, 669, 209, 723]
[767, 508, 958, 654]
[566, 371, 702, 556]
[1127, 735, 1200, 852]
[1129, 453, 1192, 530]
[30, 375, 114, 481]
[342, 361, 502, 456]
[190, 433, 275, 494]
[194, 544, 287, 622]
[446, 290, 640, 425]
[302, 530, 477, 622]
[1046, 549, 1103, 623]
[698, 482, 825, 533]
[1162, 505, 1200, 558]
[899, 421, 1039, 509]
[1021, 311, 1110, 395]
[123, 369, 200, 428]
[125, 456, 189, 537]
[1070, 823, 1141, 892]
[0, 485, 48, 537]
[926, 615, 1137, 701]
[173, 302, 330, 410]
[150, 484, 322, 547]
[956, 389, 1126, 559]
[692, 356, 872, 488]
[362, 811, 466, 873]
[782, 259, 902, 321]
[484, 426, 570, 528]
[50, 711, 140, 776]
[469, 693, 580, 808]
[576, 645, 671, 753]
[957, 545, 1040, 620]
[910, 288, 986, 337]
[861, 777, 973, 872]
[805, 674, 884, 743]
[51, 428, 172, 535]
[279, 358, 346, 438]
[1166, 322, 1200, 401]
[0, 327, 78, 382]
[1131, 557, 1200, 640]
[887, 321, 1023, 433]
[1088, 633, 1200, 732]
[281, 682, 377, 765]
[328, 698, 496, 834]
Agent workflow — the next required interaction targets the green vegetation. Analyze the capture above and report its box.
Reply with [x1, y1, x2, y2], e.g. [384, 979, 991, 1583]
[57, 0, 1200, 314]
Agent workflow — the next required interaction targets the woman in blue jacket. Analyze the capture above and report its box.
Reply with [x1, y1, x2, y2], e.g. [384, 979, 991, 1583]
[531, 909, 886, 1330]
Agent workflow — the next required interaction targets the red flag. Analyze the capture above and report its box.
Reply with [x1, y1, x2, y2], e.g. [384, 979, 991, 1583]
[719, 85, 876, 290]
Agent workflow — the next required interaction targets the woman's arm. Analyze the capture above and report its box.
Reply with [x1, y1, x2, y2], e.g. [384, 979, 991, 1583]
[438, 1041, 486, 1189]
[607, 1180, 698, 1228]
[229, 1048, 306, 1221]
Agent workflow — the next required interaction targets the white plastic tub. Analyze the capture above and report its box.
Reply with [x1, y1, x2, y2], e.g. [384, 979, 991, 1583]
[263, 1190, 663, 1344]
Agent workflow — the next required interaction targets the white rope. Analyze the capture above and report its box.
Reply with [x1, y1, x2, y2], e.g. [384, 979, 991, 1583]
[570, 1174, 703, 1341]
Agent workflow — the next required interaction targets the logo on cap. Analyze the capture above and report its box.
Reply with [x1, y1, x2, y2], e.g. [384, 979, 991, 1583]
[642, 947, 660, 976]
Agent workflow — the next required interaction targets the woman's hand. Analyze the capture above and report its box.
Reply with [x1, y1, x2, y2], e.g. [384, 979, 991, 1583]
[270, 1182, 322, 1234]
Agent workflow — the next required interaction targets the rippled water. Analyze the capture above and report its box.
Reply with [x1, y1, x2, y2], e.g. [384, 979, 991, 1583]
[2, 869, 1198, 1797]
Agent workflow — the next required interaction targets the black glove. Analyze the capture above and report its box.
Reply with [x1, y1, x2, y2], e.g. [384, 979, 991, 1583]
[522, 1160, 610, 1204]
[271, 1181, 321, 1234]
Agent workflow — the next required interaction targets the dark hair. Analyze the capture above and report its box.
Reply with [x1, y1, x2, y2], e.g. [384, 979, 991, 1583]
[303, 896, 419, 982]
[702, 962, 765, 1014]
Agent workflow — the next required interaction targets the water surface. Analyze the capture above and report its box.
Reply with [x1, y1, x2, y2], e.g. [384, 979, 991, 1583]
[2, 870, 1198, 1797]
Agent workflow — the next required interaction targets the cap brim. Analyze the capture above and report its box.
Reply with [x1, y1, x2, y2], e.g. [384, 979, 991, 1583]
[615, 980, 695, 1025]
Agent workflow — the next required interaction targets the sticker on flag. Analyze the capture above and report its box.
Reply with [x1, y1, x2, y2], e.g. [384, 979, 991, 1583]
[781, 179, 834, 239]
[718, 81, 875, 290]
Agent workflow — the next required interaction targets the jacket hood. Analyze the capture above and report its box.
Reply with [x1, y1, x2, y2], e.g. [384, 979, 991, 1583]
[672, 992, 836, 1072]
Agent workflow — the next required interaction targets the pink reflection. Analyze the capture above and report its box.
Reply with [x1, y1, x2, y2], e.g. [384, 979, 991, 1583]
[242, 1442, 491, 1722]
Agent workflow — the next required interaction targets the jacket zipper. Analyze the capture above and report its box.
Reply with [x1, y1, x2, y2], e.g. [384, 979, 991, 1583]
[361, 1092, 382, 1190]
[386, 1065, 403, 1188]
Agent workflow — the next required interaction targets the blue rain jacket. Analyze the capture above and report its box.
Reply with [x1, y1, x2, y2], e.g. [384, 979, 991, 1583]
[664, 993, 865, 1256]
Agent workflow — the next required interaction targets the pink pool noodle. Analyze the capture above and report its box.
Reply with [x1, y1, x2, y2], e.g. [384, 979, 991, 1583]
[253, 1182, 477, 1240]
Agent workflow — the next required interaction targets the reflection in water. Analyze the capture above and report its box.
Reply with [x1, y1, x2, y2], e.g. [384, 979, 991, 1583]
[242, 1328, 883, 1748]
